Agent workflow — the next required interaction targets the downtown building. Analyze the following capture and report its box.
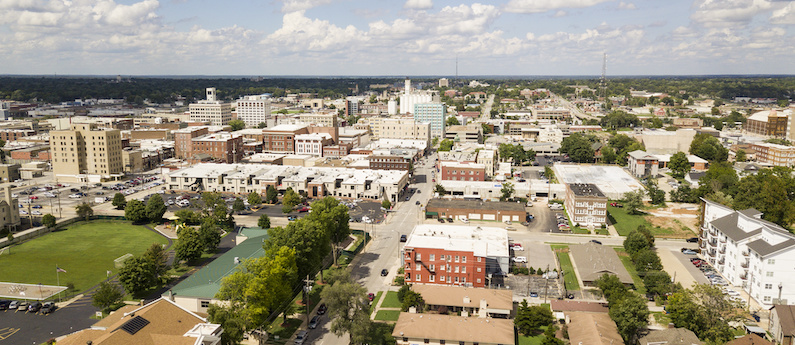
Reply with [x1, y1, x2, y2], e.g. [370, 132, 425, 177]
[50, 123, 123, 182]
[700, 198, 795, 308]
[235, 94, 271, 128]
[189, 88, 232, 126]
[402, 224, 510, 288]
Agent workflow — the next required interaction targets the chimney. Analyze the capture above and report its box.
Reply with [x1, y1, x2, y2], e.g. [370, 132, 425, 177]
[668, 322, 675, 329]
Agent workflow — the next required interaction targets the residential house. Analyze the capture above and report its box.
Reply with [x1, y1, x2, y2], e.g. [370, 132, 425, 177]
[392, 313, 514, 345]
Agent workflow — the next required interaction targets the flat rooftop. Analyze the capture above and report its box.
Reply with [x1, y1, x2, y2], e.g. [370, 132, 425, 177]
[426, 199, 525, 212]
[553, 163, 642, 199]
[568, 183, 606, 198]
[405, 224, 509, 258]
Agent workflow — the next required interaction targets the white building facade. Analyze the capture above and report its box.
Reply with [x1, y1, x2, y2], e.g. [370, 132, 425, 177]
[295, 133, 332, 156]
[700, 199, 795, 308]
[235, 94, 271, 128]
[189, 88, 232, 126]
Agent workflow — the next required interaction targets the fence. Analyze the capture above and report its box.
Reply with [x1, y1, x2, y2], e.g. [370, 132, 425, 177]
[0, 215, 129, 249]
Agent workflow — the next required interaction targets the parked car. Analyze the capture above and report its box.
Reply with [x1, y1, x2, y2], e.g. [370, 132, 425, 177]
[529, 292, 538, 298]
[686, 237, 699, 243]
[368, 293, 375, 301]
[32, 210, 42, 215]
[681, 248, 698, 255]
[41, 302, 57, 314]
[70, 188, 80, 193]
[400, 234, 407, 242]
[287, 215, 297, 221]
[308, 316, 320, 329]
[590, 240, 602, 245]
[437, 218, 445, 223]
[415, 201, 420, 205]
[317, 303, 327, 315]
[381, 269, 389, 276]
[512, 256, 527, 263]
[610, 202, 623, 207]
[295, 330, 308, 345]
[28, 302, 42, 313]
[32, 205, 42, 209]
[446, 218, 453, 223]
[17, 301, 29, 311]
[0, 300, 10, 310]
[8, 301, 19, 310]
[29, 195, 38, 200]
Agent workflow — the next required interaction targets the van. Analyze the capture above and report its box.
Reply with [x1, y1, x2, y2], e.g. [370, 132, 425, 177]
[95, 197, 106, 203]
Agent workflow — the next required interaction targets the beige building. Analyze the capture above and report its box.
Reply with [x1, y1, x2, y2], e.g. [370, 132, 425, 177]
[363, 117, 431, 143]
[0, 164, 20, 183]
[189, 88, 232, 126]
[751, 142, 795, 167]
[564, 183, 607, 227]
[476, 149, 497, 178]
[50, 123, 123, 182]
[122, 149, 144, 173]
[0, 184, 20, 231]
[298, 113, 338, 127]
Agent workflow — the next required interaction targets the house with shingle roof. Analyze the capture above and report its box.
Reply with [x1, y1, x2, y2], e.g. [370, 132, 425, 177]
[569, 242, 633, 287]
[701, 199, 795, 308]
[770, 304, 795, 345]
[392, 312, 514, 345]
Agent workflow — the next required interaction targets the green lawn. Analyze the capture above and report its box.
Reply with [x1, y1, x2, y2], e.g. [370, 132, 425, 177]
[517, 326, 550, 345]
[374, 309, 401, 321]
[267, 317, 302, 344]
[553, 247, 580, 291]
[614, 248, 646, 294]
[0, 221, 167, 293]
[651, 311, 671, 326]
[381, 291, 402, 308]
[370, 291, 383, 314]
[607, 206, 652, 236]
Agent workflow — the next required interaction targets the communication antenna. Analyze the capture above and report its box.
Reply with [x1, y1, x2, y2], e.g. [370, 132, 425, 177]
[600, 52, 607, 100]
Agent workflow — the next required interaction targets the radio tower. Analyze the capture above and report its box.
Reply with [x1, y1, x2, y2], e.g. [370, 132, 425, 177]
[599, 52, 607, 100]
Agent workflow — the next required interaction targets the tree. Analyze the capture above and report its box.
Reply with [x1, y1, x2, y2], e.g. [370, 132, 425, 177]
[560, 133, 595, 163]
[282, 188, 300, 213]
[247, 192, 262, 206]
[438, 139, 454, 151]
[112, 193, 126, 209]
[647, 180, 665, 205]
[689, 133, 729, 162]
[118, 255, 155, 297]
[228, 119, 246, 131]
[609, 293, 649, 343]
[601, 146, 617, 164]
[305, 197, 350, 267]
[481, 123, 492, 134]
[696, 161, 738, 197]
[257, 122, 267, 129]
[669, 152, 690, 178]
[174, 209, 201, 225]
[667, 284, 740, 343]
[232, 198, 246, 214]
[623, 190, 644, 215]
[515, 300, 554, 335]
[265, 218, 331, 281]
[733, 169, 795, 227]
[142, 243, 168, 282]
[216, 246, 297, 326]
[381, 199, 392, 209]
[92, 281, 124, 312]
[401, 290, 425, 312]
[670, 185, 698, 203]
[595, 273, 628, 303]
[145, 194, 167, 222]
[42, 214, 56, 228]
[198, 218, 222, 253]
[643, 270, 673, 297]
[208, 304, 248, 345]
[124, 199, 147, 223]
[174, 225, 203, 263]
[736, 149, 747, 162]
[434, 184, 446, 195]
[319, 275, 371, 344]
[446, 116, 460, 126]
[623, 230, 651, 255]
[631, 249, 662, 273]
[500, 182, 514, 202]
[258, 214, 271, 229]
[75, 203, 93, 221]
[541, 325, 564, 345]
[265, 185, 278, 204]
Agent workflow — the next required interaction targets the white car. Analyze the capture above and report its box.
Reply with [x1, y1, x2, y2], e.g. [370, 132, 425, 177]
[32, 210, 42, 215]
[19, 210, 28, 215]
[69, 194, 82, 199]
[512, 256, 527, 263]
[512, 245, 524, 251]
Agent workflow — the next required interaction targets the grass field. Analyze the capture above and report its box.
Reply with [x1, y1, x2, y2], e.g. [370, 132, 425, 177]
[374, 310, 401, 321]
[0, 221, 167, 293]
[381, 291, 401, 308]
[551, 245, 580, 291]
[369, 291, 383, 314]
[614, 247, 647, 294]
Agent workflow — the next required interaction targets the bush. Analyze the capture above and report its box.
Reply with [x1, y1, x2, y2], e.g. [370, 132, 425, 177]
[512, 267, 529, 275]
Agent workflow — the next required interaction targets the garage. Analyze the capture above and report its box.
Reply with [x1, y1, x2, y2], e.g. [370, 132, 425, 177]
[482, 214, 496, 220]
[468, 213, 481, 220]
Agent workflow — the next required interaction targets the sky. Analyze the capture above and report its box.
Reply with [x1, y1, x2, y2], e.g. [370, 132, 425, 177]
[1, 0, 795, 76]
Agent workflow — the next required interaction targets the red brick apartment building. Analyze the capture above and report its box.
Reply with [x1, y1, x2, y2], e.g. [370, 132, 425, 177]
[262, 124, 309, 153]
[175, 127, 209, 159]
[369, 155, 410, 171]
[402, 225, 510, 288]
[190, 133, 244, 163]
[440, 161, 486, 181]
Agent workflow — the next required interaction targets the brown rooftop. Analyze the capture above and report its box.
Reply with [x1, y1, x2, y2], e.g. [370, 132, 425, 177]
[412, 285, 513, 311]
[392, 313, 514, 345]
[550, 300, 609, 313]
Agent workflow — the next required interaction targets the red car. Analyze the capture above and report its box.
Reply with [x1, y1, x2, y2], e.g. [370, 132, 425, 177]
[298, 207, 310, 213]
[29, 196, 38, 200]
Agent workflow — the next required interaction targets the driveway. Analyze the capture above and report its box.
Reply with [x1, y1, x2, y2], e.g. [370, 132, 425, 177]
[658, 248, 709, 289]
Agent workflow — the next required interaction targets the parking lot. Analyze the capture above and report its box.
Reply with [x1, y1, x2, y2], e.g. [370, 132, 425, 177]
[0, 297, 98, 344]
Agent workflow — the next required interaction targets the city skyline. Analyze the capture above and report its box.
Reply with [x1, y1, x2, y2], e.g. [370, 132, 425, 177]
[2, 0, 795, 76]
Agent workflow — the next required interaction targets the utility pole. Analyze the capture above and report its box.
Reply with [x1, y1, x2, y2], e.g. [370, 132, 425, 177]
[303, 275, 313, 329]
[543, 264, 549, 304]
[57, 193, 62, 218]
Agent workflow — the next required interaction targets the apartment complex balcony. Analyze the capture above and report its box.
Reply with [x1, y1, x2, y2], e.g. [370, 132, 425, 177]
[740, 273, 748, 280]
[741, 260, 749, 268]
[708, 240, 718, 247]
[719, 247, 726, 254]
[742, 251, 749, 257]
[720, 238, 727, 243]
[707, 249, 717, 257]
[700, 241, 707, 249]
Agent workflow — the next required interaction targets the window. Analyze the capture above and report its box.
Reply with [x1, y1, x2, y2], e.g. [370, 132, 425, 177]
[767, 271, 774, 277]
[430, 264, 435, 271]
[447, 255, 451, 261]
[440, 275, 445, 282]
[477, 278, 481, 283]
[424, 339, 429, 344]
[440, 341, 445, 345]
[415, 264, 421, 271]
[429, 254, 435, 261]
[765, 284, 773, 289]
[477, 257, 482, 262]
[415, 253, 421, 261]
[455, 256, 460, 262]
[200, 300, 210, 308]
[416, 275, 421, 282]
[429, 275, 435, 282]
[462, 256, 467, 263]
[768, 259, 776, 265]
[477, 267, 481, 272]
[462, 267, 466, 273]
[455, 266, 459, 273]
[764, 296, 771, 302]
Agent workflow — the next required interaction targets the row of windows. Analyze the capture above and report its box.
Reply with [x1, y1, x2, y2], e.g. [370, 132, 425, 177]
[406, 273, 471, 284]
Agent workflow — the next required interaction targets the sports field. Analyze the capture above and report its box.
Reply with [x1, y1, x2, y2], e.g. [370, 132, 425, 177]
[0, 221, 168, 293]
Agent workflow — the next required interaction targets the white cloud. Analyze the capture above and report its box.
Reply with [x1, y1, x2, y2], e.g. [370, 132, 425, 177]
[279, 0, 333, 13]
[554, 10, 567, 17]
[770, 2, 795, 23]
[265, 11, 367, 52]
[505, 0, 614, 14]
[690, 0, 774, 27]
[618, 2, 636, 10]
[404, 0, 432, 10]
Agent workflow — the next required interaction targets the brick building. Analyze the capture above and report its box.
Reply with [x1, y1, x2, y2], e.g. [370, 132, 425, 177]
[175, 127, 210, 159]
[564, 183, 608, 227]
[0, 129, 35, 142]
[440, 161, 486, 181]
[751, 142, 795, 167]
[368, 155, 411, 171]
[403, 225, 510, 288]
[425, 199, 525, 222]
[747, 109, 788, 137]
[190, 133, 244, 163]
[295, 133, 333, 156]
[262, 124, 309, 153]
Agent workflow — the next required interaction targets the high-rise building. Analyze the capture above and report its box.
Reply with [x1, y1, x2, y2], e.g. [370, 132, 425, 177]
[414, 103, 446, 137]
[50, 123, 123, 182]
[399, 79, 434, 114]
[439, 78, 449, 87]
[189, 88, 232, 126]
[235, 94, 271, 128]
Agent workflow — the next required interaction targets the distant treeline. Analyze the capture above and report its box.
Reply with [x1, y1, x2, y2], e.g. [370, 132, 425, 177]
[0, 76, 793, 104]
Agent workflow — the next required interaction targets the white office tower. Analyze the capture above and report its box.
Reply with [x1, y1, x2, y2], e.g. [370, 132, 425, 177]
[414, 103, 446, 138]
[189, 87, 232, 126]
[236, 94, 272, 128]
[206, 88, 216, 101]
[400, 79, 433, 114]
[388, 99, 397, 115]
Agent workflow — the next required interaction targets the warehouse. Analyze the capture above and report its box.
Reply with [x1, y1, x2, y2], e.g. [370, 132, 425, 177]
[425, 198, 525, 222]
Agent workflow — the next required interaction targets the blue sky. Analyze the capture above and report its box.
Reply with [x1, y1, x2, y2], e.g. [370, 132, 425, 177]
[1, 0, 794, 76]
